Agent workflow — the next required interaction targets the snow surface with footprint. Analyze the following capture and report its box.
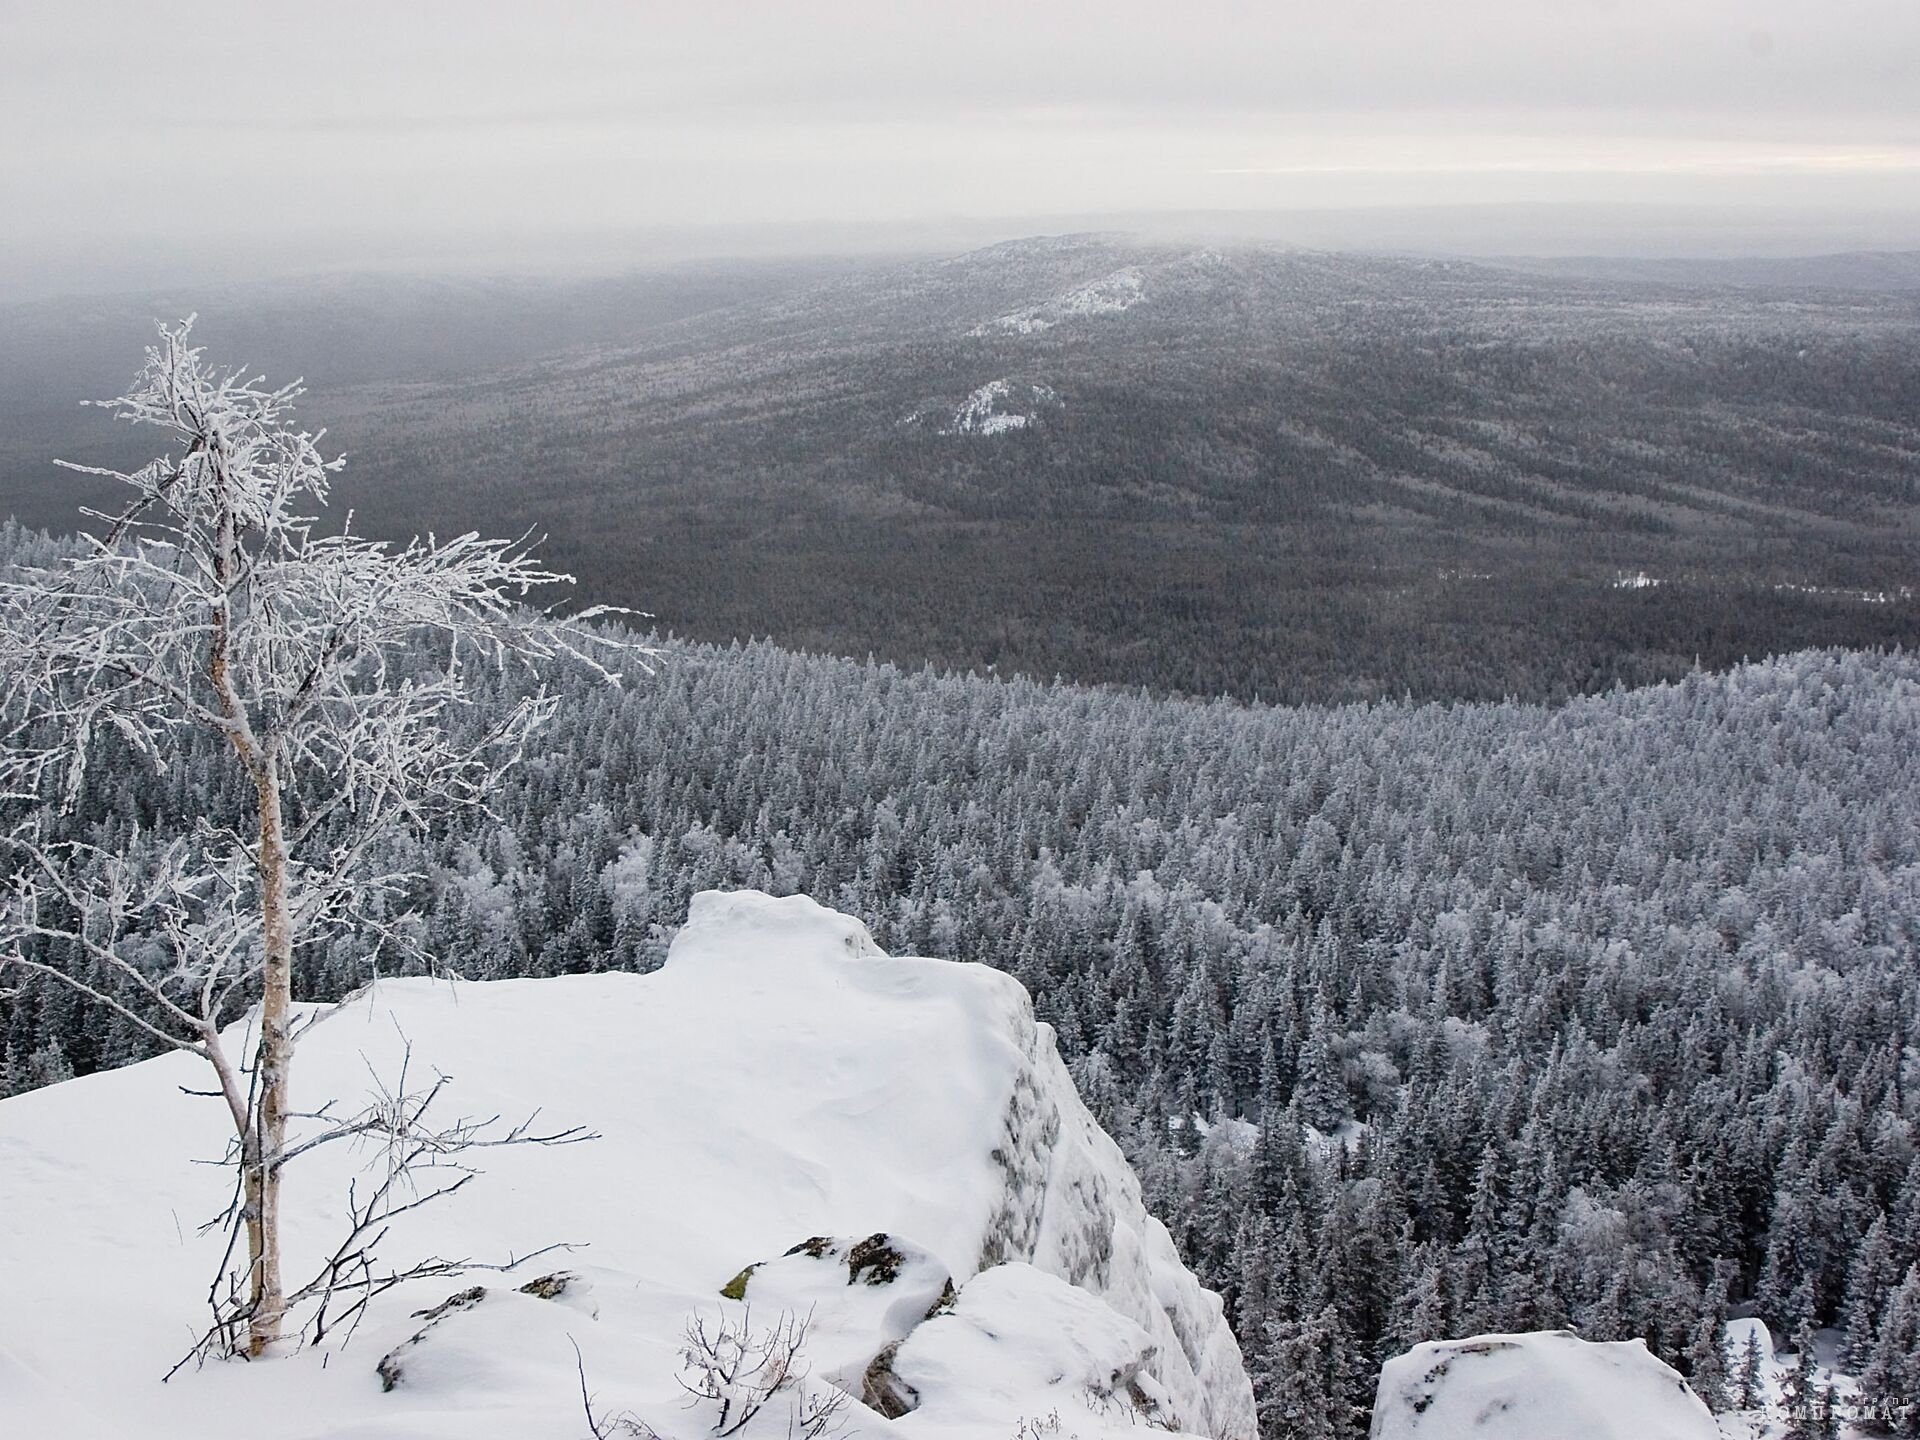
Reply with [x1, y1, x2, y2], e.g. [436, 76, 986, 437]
[0, 889, 1255, 1440]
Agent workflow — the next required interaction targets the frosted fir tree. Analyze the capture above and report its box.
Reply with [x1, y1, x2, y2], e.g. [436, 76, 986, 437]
[1254, 1306, 1349, 1440]
[1778, 1322, 1822, 1440]
[1813, 1382, 1842, 1440]
[1844, 1212, 1901, 1368]
[0, 320, 643, 1357]
[1860, 1265, 1920, 1436]
[1736, 1327, 1767, 1411]
[1685, 1313, 1730, 1413]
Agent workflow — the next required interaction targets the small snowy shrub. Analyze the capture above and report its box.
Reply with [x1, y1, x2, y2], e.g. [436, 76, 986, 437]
[677, 1306, 848, 1438]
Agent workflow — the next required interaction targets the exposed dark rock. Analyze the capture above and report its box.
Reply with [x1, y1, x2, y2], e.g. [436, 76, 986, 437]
[516, 1271, 576, 1301]
[861, 1340, 919, 1419]
[846, 1233, 908, 1286]
[925, 1277, 958, 1320]
[378, 1285, 489, 1391]
[375, 1351, 408, 1394]
[409, 1285, 487, 1324]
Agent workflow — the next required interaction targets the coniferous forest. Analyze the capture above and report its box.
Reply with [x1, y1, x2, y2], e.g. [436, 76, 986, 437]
[4, 509, 1916, 1434]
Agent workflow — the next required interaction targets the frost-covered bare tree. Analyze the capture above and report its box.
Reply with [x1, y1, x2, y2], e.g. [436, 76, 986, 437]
[0, 319, 641, 1357]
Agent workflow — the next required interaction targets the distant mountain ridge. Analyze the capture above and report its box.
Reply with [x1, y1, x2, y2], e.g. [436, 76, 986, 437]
[1491, 249, 1920, 292]
[2, 236, 1916, 703]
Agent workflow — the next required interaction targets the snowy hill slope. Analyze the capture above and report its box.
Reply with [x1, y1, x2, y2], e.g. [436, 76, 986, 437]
[1370, 1330, 1718, 1440]
[0, 889, 1255, 1440]
[970, 265, 1147, 334]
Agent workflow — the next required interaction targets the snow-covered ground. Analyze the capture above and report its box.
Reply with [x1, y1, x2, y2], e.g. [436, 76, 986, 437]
[0, 889, 1254, 1440]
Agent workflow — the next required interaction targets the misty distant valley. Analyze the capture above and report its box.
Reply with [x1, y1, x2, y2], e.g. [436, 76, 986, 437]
[7, 236, 1917, 705]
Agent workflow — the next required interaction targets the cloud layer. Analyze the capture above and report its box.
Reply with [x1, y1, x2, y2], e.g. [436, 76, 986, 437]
[4, 0, 1917, 283]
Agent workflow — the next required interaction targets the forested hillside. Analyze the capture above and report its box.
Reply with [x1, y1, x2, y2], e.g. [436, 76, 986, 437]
[4, 514, 1914, 1432]
[5, 241, 1917, 705]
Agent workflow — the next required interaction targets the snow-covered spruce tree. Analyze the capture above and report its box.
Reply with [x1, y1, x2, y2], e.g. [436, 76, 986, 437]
[0, 320, 637, 1357]
[1861, 1265, 1920, 1436]
[1736, 1327, 1767, 1411]
[1779, 1322, 1822, 1440]
[1685, 1313, 1730, 1413]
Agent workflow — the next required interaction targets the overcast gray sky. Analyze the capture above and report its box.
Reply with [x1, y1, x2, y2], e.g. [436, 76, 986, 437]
[4, 0, 1919, 291]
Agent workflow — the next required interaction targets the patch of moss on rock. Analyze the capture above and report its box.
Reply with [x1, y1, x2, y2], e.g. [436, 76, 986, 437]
[720, 1263, 758, 1301]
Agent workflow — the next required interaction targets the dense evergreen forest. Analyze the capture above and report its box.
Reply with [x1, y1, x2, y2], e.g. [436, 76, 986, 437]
[4, 510, 1916, 1433]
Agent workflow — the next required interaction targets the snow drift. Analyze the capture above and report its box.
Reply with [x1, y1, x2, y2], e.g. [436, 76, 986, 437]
[0, 888, 1254, 1440]
[1370, 1330, 1718, 1440]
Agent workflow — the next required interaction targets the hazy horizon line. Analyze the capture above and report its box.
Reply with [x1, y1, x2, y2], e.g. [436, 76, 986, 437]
[8, 200, 1920, 305]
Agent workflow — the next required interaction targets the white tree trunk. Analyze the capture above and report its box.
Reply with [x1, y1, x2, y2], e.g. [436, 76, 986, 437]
[248, 766, 292, 1355]
[203, 425, 290, 1357]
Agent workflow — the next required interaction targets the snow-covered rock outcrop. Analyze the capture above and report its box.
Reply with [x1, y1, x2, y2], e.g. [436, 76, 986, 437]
[901, 377, 1061, 434]
[945, 377, 1059, 434]
[1371, 1331, 1718, 1440]
[889, 1262, 1187, 1438]
[0, 888, 1254, 1440]
[664, 890, 1254, 1438]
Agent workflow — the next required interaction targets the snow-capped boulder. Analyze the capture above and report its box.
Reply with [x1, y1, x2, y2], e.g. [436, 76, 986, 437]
[718, 1232, 956, 1402]
[372, 1273, 598, 1395]
[666, 889, 1255, 1439]
[1370, 1331, 1718, 1440]
[886, 1261, 1182, 1438]
[0, 888, 1253, 1440]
